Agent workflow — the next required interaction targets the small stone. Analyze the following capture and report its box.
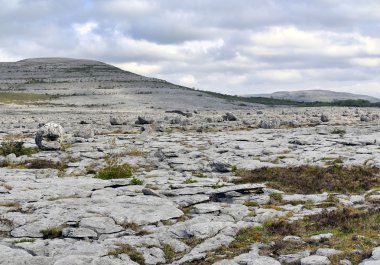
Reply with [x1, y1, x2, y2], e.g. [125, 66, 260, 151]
[316, 248, 344, 257]
[301, 255, 331, 265]
[321, 114, 330, 122]
[310, 233, 333, 242]
[283, 235, 303, 243]
[62, 227, 97, 238]
[223, 112, 238, 121]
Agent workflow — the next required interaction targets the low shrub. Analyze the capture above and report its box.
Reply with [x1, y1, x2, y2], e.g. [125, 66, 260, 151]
[234, 165, 380, 194]
[0, 140, 37, 157]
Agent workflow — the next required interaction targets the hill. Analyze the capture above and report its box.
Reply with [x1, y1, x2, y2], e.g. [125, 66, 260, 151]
[0, 58, 254, 111]
[247, 89, 380, 103]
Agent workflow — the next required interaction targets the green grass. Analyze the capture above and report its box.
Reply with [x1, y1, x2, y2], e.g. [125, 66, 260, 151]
[13, 238, 36, 244]
[0, 92, 58, 104]
[40, 226, 63, 239]
[0, 140, 37, 157]
[184, 178, 198, 184]
[130, 177, 143, 185]
[234, 165, 380, 194]
[108, 244, 145, 264]
[198, 208, 379, 265]
[96, 163, 133, 180]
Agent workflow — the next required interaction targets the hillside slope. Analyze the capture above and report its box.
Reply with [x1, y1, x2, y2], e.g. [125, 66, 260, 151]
[248, 89, 380, 103]
[0, 58, 254, 111]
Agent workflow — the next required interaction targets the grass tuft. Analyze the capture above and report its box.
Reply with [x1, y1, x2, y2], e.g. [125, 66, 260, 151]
[0, 140, 37, 157]
[108, 244, 145, 264]
[40, 226, 63, 239]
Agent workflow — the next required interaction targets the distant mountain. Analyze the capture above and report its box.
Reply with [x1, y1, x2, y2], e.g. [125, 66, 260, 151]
[246, 90, 380, 103]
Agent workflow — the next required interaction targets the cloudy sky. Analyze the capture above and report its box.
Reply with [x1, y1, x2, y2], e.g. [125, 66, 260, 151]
[1, 0, 380, 97]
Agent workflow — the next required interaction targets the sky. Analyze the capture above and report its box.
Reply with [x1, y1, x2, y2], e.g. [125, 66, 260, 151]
[1, 0, 380, 97]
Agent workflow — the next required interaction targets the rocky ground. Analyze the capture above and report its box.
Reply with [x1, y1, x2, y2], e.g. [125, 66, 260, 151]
[0, 58, 379, 265]
[0, 104, 380, 265]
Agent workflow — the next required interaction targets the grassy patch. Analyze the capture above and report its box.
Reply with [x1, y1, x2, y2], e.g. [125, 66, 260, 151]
[24, 159, 67, 170]
[162, 244, 182, 263]
[2, 159, 67, 171]
[0, 140, 37, 157]
[192, 171, 207, 178]
[234, 165, 380, 194]
[203, 208, 379, 265]
[184, 178, 197, 184]
[130, 177, 143, 185]
[108, 244, 145, 264]
[0, 202, 20, 208]
[122, 148, 146, 157]
[40, 226, 63, 239]
[13, 238, 36, 244]
[331, 128, 347, 136]
[0, 92, 57, 104]
[96, 163, 133, 180]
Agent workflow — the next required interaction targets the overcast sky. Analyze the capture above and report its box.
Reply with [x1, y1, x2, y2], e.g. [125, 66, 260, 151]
[1, 0, 380, 97]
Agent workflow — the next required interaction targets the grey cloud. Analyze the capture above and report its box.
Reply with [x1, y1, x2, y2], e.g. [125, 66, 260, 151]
[0, 0, 380, 97]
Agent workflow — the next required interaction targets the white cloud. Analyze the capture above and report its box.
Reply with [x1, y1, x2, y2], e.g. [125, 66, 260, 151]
[178, 74, 196, 87]
[256, 69, 302, 82]
[0, 1, 380, 96]
[73, 22, 98, 35]
[115, 62, 161, 76]
[350, 58, 380, 67]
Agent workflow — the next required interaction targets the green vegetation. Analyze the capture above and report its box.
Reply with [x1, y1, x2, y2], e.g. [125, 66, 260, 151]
[162, 244, 181, 263]
[96, 161, 133, 180]
[0, 202, 20, 208]
[108, 244, 145, 264]
[2, 159, 67, 171]
[243, 201, 259, 207]
[130, 177, 143, 185]
[40, 226, 63, 239]
[234, 165, 380, 194]
[184, 178, 198, 184]
[192, 171, 207, 178]
[200, 90, 380, 107]
[269, 192, 283, 204]
[331, 128, 347, 136]
[211, 181, 225, 189]
[95, 139, 134, 180]
[196, 207, 379, 265]
[0, 140, 37, 157]
[0, 92, 58, 104]
[12, 238, 36, 244]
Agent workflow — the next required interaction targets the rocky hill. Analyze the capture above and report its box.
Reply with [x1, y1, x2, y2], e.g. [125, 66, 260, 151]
[0, 58, 253, 111]
[248, 89, 380, 103]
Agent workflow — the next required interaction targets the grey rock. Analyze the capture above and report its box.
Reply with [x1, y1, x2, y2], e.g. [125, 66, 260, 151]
[301, 255, 331, 265]
[62, 227, 97, 238]
[259, 118, 281, 129]
[247, 256, 281, 265]
[136, 116, 154, 125]
[79, 216, 124, 234]
[210, 161, 231, 173]
[321, 114, 330, 122]
[35, 122, 64, 150]
[316, 248, 344, 257]
[74, 125, 95, 139]
[141, 247, 165, 265]
[223, 112, 238, 121]
[110, 115, 126, 125]
[279, 250, 310, 264]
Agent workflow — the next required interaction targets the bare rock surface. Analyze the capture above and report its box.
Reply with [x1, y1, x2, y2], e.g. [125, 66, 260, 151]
[0, 58, 379, 264]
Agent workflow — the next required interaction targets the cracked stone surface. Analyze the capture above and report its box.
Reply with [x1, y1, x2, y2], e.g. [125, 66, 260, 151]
[0, 59, 379, 264]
